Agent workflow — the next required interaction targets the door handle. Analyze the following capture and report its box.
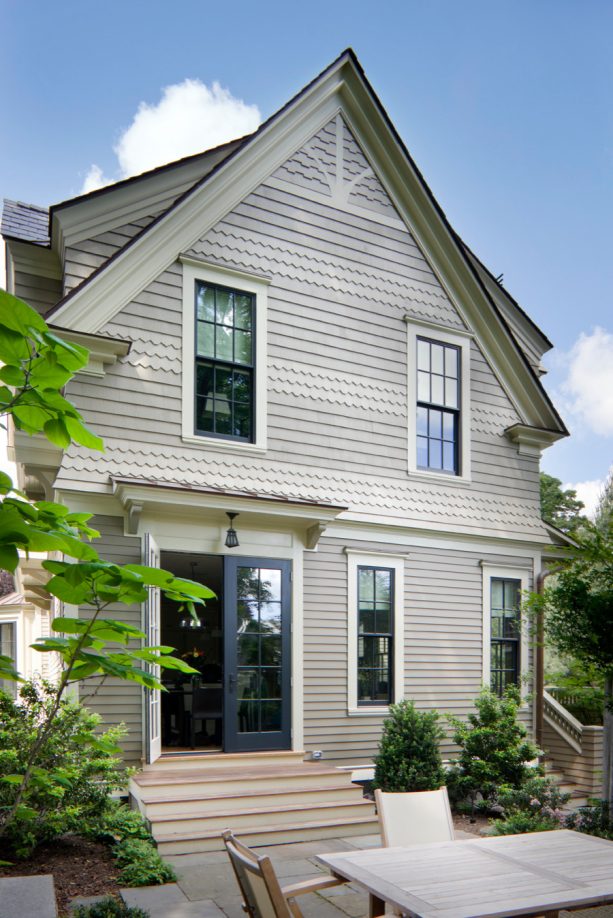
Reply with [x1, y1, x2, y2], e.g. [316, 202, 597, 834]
[228, 673, 237, 693]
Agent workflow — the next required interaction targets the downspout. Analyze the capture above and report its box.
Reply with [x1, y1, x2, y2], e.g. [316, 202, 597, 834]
[535, 569, 551, 750]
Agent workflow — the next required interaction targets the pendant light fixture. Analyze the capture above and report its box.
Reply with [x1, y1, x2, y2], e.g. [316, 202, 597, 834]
[225, 512, 240, 548]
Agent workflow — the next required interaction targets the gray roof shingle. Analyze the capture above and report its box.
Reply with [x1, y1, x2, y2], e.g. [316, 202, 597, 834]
[1, 199, 49, 245]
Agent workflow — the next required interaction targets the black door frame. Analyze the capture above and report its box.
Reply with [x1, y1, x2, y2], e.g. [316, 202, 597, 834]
[223, 556, 292, 753]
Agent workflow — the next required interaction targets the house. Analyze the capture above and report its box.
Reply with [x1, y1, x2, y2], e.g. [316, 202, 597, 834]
[2, 49, 571, 849]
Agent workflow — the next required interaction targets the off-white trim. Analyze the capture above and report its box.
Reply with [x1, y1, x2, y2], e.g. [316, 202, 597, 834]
[181, 260, 268, 451]
[345, 549, 404, 715]
[481, 564, 530, 701]
[49, 328, 131, 378]
[406, 320, 472, 483]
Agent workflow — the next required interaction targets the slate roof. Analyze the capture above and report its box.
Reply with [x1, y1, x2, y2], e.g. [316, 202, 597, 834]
[1, 199, 50, 245]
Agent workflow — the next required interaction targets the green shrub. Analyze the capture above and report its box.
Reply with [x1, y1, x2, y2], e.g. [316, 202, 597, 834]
[0, 680, 127, 856]
[115, 838, 176, 886]
[446, 686, 540, 807]
[566, 800, 613, 840]
[71, 897, 149, 918]
[490, 811, 560, 835]
[373, 700, 445, 792]
[496, 776, 570, 817]
[88, 799, 152, 845]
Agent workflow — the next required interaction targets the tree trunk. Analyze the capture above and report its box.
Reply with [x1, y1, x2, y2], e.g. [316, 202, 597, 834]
[602, 677, 613, 802]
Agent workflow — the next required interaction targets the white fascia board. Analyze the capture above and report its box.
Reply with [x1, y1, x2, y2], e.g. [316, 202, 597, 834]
[49, 327, 131, 378]
[48, 67, 344, 334]
[50, 146, 237, 255]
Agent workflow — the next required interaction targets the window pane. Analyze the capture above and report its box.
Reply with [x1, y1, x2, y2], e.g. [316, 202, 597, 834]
[442, 412, 455, 440]
[359, 609, 376, 633]
[417, 339, 430, 370]
[260, 569, 281, 601]
[234, 403, 251, 439]
[505, 581, 521, 610]
[428, 409, 442, 438]
[233, 370, 251, 403]
[260, 701, 282, 731]
[260, 603, 281, 633]
[235, 294, 253, 330]
[260, 635, 282, 666]
[215, 367, 233, 401]
[417, 406, 428, 436]
[196, 398, 214, 432]
[375, 608, 391, 634]
[373, 671, 390, 701]
[491, 579, 504, 610]
[237, 669, 259, 700]
[444, 378, 458, 409]
[215, 326, 233, 361]
[431, 344, 444, 374]
[358, 568, 374, 605]
[216, 289, 234, 326]
[443, 441, 455, 472]
[238, 635, 259, 665]
[238, 700, 259, 733]
[197, 322, 215, 358]
[235, 330, 252, 365]
[445, 346, 458, 378]
[260, 668, 282, 699]
[196, 284, 215, 322]
[375, 569, 391, 603]
[214, 404, 232, 434]
[431, 374, 444, 405]
[417, 437, 428, 467]
[417, 371, 430, 401]
[428, 439, 443, 470]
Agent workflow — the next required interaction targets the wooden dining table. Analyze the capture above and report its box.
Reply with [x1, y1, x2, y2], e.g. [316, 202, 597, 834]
[315, 830, 613, 918]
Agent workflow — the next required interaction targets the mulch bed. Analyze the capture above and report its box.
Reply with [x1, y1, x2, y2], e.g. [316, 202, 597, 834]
[453, 812, 491, 835]
[0, 835, 121, 916]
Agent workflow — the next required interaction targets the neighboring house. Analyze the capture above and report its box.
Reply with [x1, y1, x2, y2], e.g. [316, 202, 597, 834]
[2, 49, 569, 774]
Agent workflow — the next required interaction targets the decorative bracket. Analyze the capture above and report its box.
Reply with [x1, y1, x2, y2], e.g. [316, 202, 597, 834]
[126, 501, 144, 535]
[305, 522, 327, 550]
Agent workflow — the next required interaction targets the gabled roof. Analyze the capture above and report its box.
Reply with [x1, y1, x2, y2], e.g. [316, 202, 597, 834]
[9, 49, 568, 439]
[1, 199, 49, 245]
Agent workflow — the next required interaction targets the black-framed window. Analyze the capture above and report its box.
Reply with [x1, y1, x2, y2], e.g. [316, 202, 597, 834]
[416, 337, 460, 474]
[357, 566, 394, 705]
[490, 578, 521, 696]
[0, 622, 16, 698]
[194, 281, 255, 441]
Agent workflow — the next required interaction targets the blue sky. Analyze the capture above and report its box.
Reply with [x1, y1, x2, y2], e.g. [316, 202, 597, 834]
[1, 0, 612, 510]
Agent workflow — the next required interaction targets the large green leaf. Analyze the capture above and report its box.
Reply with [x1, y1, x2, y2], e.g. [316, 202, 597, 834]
[0, 290, 47, 335]
[64, 416, 104, 451]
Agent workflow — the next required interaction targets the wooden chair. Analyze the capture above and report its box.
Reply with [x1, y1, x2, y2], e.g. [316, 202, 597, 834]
[375, 786, 455, 847]
[222, 830, 365, 917]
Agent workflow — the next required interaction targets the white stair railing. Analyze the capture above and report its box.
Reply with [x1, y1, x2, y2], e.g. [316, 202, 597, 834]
[543, 688, 583, 754]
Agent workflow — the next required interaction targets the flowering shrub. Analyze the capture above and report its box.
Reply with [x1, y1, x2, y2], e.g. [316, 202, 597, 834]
[566, 801, 613, 840]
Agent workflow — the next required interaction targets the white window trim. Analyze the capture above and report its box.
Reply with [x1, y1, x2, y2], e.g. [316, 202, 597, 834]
[406, 319, 471, 483]
[181, 257, 269, 452]
[0, 615, 19, 692]
[345, 549, 405, 716]
[481, 564, 530, 701]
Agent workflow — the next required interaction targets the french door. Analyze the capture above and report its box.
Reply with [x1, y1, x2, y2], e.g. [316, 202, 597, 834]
[223, 557, 292, 753]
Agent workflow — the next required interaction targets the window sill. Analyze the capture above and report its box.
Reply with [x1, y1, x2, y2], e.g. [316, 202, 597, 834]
[348, 706, 390, 717]
[407, 468, 472, 487]
[181, 434, 267, 455]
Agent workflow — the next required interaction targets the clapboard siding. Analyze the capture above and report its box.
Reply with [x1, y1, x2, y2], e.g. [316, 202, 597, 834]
[13, 270, 62, 314]
[63, 215, 158, 293]
[54, 119, 547, 538]
[303, 536, 534, 765]
[77, 514, 143, 765]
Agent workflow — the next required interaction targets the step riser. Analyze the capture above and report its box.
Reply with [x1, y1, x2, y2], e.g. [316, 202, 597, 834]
[144, 752, 304, 772]
[152, 802, 372, 836]
[143, 787, 359, 817]
[132, 771, 344, 797]
[156, 818, 379, 855]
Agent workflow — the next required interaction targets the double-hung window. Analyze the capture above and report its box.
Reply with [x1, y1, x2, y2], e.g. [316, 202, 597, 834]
[416, 337, 460, 474]
[490, 577, 521, 695]
[194, 281, 255, 442]
[357, 566, 394, 706]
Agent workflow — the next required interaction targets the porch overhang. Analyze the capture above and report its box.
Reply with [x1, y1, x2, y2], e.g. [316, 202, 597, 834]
[111, 476, 347, 548]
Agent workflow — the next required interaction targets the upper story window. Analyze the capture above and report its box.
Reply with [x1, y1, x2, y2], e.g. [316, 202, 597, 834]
[416, 337, 460, 474]
[0, 621, 17, 697]
[194, 281, 255, 442]
[357, 566, 394, 706]
[490, 577, 521, 696]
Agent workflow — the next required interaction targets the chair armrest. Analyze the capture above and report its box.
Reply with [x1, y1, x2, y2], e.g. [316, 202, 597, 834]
[281, 876, 344, 897]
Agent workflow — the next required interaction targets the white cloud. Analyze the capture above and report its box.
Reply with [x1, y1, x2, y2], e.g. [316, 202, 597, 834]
[80, 79, 260, 194]
[564, 475, 607, 519]
[559, 327, 613, 436]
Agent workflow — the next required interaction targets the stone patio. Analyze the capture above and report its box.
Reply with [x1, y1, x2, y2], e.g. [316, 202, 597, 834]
[120, 831, 613, 918]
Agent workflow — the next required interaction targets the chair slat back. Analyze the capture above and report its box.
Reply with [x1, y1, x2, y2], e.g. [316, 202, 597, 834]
[223, 831, 294, 918]
[375, 786, 455, 847]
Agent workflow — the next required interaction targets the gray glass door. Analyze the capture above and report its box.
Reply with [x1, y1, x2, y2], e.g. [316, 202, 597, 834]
[223, 557, 291, 752]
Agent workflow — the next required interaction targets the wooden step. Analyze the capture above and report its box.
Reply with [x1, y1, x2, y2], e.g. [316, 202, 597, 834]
[131, 763, 343, 797]
[142, 784, 360, 817]
[143, 750, 305, 772]
[150, 798, 374, 836]
[155, 814, 380, 855]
